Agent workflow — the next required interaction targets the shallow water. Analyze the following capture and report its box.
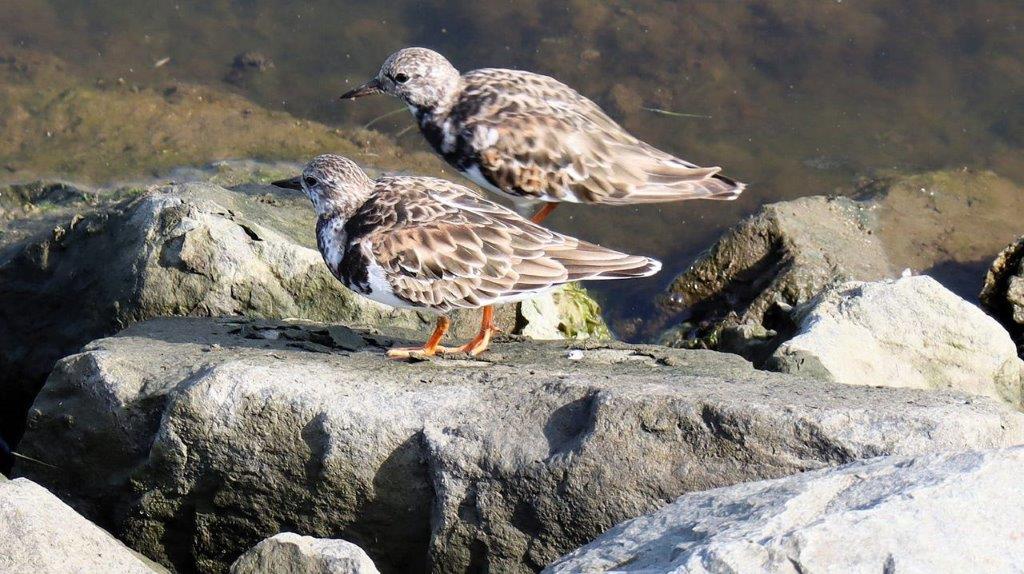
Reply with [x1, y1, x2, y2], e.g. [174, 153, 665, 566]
[2, 0, 1022, 334]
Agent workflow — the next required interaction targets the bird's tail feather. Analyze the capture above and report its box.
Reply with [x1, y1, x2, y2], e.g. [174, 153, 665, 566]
[549, 240, 661, 281]
[607, 144, 746, 204]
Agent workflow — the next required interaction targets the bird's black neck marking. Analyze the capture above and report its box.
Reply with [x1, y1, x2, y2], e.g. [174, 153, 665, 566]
[316, 204, 375, 295]
[414, 99, 485, 172]
[414, 107, 445, 152]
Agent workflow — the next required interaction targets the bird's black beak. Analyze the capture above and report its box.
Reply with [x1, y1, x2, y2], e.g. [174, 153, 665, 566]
[340, 78, 383, 100]
[271, 176, 303, 191]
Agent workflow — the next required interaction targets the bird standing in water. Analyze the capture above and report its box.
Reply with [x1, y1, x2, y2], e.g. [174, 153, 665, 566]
[341, 47, 745, 224]
[273, 154, 661, 358]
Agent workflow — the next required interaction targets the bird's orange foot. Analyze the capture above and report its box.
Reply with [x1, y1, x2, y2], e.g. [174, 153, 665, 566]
[386, 344, 458, 359]
[387, 316, 452, 359]
[453, 325, 500, 356]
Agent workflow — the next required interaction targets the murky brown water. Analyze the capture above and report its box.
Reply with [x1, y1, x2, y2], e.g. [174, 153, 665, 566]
[2, 0, 1022, 330]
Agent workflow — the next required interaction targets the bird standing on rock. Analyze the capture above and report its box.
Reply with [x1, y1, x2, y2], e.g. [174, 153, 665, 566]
[273, 154, 661, 358]
[341, 47, 745, 224]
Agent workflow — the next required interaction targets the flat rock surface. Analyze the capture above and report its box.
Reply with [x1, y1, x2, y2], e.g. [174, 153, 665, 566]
[0, 477, 163, 574]
[546, 447, 1024, 574]
[18, 317, 1024, 573]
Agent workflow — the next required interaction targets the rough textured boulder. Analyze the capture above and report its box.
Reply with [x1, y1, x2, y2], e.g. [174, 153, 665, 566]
[546, 447, 1024, 573]
[659, 196, 896, 361]
[231, 533, 380, 574]
[660, 169, 1024, 362]
[19, 318, 1024, 573]
[982, 235, 1024, 350]
[770, 276, 1024, 408]
[0, 180, 606, 443]
[0, 477, 165, 574]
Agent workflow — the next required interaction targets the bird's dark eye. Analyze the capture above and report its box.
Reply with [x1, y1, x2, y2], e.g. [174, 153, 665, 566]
[393, 72, 409, 84]
[303, 176, 318, 187]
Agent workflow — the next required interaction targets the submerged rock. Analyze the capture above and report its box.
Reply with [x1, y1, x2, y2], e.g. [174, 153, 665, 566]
[0, 47, 446, 186]
[770, 276, 1024, 408]
[0, 180, 606, 446]
[231, 533, 379, 574]
[981, 235, 1024, 350]
[0, 478, 165, 574]
[864, 170, 1024, 299]
[546, 447, 1024, 573]
[19, 317, 1024, 573]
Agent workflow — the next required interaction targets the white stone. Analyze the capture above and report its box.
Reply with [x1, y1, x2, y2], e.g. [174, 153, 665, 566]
[547, 447, 1024, 574]
[0, 478, 162, 574]
[231, 533, 379, 574]
[772, 275, 1024, 407]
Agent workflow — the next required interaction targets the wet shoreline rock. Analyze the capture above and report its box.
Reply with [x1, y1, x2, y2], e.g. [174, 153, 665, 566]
[546, 447, 1024, 573]
[659, 195, 896, 362]
[863, 170, 1024, 300]
[18, 317, 1024, 573]
[981, 235, 1024, 350]
[660, 169, 1024, 364]
[0, 179, 606, 446]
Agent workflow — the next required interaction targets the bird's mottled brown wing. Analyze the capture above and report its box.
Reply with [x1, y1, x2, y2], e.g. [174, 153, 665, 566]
[358, 176, 659, 311]
[458, 69, 743, 204]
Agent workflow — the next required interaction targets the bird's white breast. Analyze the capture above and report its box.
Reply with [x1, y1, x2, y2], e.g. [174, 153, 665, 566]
[360, 245, 421, 310]
[441, 117, 458, 154]
[462, 164, 511, 197]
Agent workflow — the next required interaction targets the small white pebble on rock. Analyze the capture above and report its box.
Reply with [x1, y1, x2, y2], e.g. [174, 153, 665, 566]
[566, 349, 584, 361]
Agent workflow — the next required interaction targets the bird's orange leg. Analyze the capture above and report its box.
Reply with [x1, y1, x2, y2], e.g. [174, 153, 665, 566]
[387, 316, 451, 359]
[530, 202, 558, 224]
[455, 306, 499, 356]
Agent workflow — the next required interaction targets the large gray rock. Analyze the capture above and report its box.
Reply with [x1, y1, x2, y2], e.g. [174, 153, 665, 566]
[982, 235, 1024, 350]
[0, 180, 605, 444]
[660, 169, 1024, 363]
[546, 447, 1024, 573]
[659, 195, 897, 362]
[771, 276, 1024, 408]
[231, 533, 380, 574]
[19, 317, 1024, 573]
[0, 477, 164, 574]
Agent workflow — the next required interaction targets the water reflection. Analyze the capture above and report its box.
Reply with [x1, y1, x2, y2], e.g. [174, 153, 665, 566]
[1, 0, 1021, 331]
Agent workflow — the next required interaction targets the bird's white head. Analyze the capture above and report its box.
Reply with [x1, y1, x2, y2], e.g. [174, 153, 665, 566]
[272, 154, 374, 218]
[340, 47, 461, 112]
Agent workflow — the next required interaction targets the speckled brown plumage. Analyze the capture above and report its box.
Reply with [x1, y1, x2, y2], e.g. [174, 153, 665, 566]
[343, 47, 745, 206]
[275, 154, 661, 316]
